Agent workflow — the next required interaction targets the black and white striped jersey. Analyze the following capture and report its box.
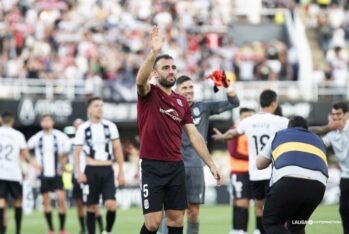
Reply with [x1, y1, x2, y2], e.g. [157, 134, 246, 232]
[74, 119, 119, 161]
[28, 129, 70, 177]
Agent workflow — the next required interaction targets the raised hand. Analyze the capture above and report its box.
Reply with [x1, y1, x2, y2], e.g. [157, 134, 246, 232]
[328, 114, 342, 130]
[150, 25, 163, 53]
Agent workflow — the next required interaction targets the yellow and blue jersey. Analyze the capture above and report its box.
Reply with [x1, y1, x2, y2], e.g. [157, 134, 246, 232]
[271, 128, 328, 177]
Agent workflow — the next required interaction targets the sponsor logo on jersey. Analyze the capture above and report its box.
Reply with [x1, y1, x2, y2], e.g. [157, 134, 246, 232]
[159, 108, 182, 122]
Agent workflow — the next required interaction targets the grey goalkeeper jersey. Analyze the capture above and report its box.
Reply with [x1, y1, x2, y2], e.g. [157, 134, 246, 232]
[181, 95, 239, 167]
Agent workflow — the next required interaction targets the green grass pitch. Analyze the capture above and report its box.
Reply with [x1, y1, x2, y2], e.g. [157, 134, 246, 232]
[5, 204, 342, 234]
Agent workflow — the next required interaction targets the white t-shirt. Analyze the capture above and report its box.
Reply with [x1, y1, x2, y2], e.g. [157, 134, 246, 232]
[28, 129, 70, 177]
[236, 112, 289, 181]
[0, 126, 27, 182]
[74, 119, 120, 161]
[323, 120, 349, 179]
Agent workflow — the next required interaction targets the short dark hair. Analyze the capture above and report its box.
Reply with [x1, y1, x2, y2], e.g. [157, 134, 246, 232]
[239, 107, 255, 115]
[176, 75, 192, 86]
[87, 96, 102, 107]
[288, 115, 308, 129]
[260, 89, 277, 108]
[1, 112, 14, 124]
[153, 54, 174, 68]
[332, 102, 348, 113]
[40, 114, 53, 121]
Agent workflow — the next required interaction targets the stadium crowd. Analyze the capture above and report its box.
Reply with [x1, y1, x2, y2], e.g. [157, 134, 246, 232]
[0, 1, 349, 234]
[304, 0, 349, 86]
[0, 0, 297, 88]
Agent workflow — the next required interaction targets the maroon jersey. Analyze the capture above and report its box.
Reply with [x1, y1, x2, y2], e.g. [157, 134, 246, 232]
[137, 84, 193, 161]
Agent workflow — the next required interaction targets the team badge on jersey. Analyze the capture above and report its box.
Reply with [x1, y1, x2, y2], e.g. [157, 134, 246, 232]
[144, 199, 149, 209]
[193, 107, 200, 116]
[177, 99, 183, 107]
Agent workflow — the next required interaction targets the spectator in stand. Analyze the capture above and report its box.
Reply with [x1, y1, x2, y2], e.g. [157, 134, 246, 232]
[317, 0, 332, 9]
[235, 40, 292, 81]
[0, 0, 296, 96]
[328, 3, 345, 29]
[317, 12, 332, 52]
[326, 46, 348, 87]
[254, 59, 276, 81]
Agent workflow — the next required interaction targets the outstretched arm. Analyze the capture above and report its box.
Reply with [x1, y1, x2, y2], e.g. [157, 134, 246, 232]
[309, 115, 340, 135]
[183, 123, 223, 186]
[136, 26, 163, 97]
[309, 125, 334, 135]
[208, 90, 240, 115]
[212, 128, 240, 141]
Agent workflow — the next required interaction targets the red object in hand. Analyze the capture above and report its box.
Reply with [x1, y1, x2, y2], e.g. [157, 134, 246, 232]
[208, 70, 230, 92]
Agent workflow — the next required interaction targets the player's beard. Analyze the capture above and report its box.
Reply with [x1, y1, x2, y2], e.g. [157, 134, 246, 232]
[159, 75, 176, 88]
[185, 94, 193, 106]
[42, 126, 52, 132]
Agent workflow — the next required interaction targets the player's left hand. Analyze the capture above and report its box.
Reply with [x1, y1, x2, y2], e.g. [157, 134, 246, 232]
[209, 164, 223, 186]
[117, 172, 126, 187]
